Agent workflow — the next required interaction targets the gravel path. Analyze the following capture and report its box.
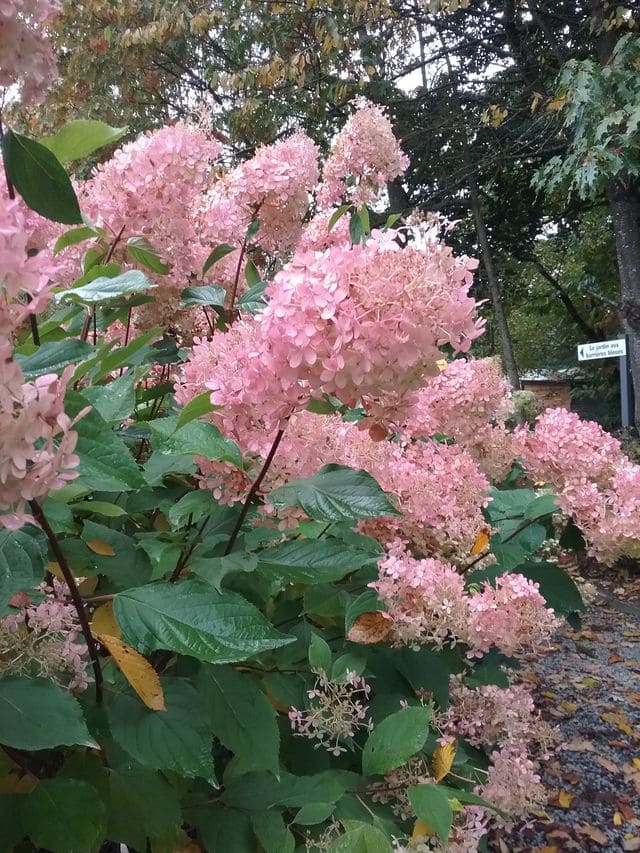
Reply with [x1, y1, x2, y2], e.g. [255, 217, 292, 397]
[496, 590, 640, 851]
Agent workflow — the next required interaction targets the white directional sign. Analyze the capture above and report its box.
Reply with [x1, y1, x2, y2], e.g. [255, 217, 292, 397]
[577, 338, 627, 362]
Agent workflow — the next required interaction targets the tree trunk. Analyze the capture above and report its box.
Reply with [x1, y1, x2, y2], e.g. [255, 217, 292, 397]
[467, 168, 521, 389]
[607, 178, 640, 425]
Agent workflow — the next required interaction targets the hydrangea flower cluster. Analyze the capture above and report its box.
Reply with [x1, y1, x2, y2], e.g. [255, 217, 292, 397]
[371, 543, 558, 656]
[518, 407, 640, 563]
[0, 198, 56, 335]
[0, 202, 84, 529]
[289, 668, 372, 756]
[0, 580, 89, 692]
[439, 677, 556, 752]
[0, 0, 58, 103]
[400, 357, 517, 481]
[203, 131, 319, 254]
[318, 100, 409, 207]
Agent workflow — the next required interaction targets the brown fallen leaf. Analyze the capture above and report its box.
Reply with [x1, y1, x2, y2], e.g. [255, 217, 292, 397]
[596, 756, 620, 774]
[619, 803, 635, 821]
[564, 736, 596, 752]
[623, 840, 640, 852]
[576, 823, 609, 846]
[609, 654, 624, 664]
[561, 700, 578, 713]
[562, 771, 582, 785]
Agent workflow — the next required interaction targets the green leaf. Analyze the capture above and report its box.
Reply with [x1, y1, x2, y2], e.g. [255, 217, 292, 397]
[108, 679, 216, 783]
[2, 128, 82, 224]
[203, 243, 236, 275]
[293, 802, 337, 825]
[246, 218, 261, 240]
[21, 778, 107, 853]
[309, 632, 332, 672]
[180, 283, 226, 308]
[53, 225, 100, 255]
[0, 677, 97, 750]
[167, 490, 216, 529]
[0, 795, 24, 851]
[66, 391, 146, 492]
[435, 784, 509, 818]
[197, 664, 280, 774]
[362, 706, 432, 776]
[513, 561, 584, 616]
[192, 805, 255, 853]
[81, 519, 152, 588]
[190, 552, 258, 593]
[251, 811, 295, 853]
[327, 204, 352, 232]
[70, 500, 127, 517]
[270, 464, 399, 522]
[221, 770, 359, 811]
[114, 578, 294, 663]
[56, 269, 155, 304]
[328, 821, 393, 853]
[244, 258, 262, 287]
[408, 784, 453, 845]
[40, 119, 127, 163]
[82, 373, 135, 422]
[0, 525, 47, 617]
[176, 390, 218, 429]
[524, 493, 558, 520]
[106, 767, 183, 851]
[490, 523, 547, 571]
[237, 281, 268, 313]
[258, 539, 371, 584]
[349, 211, 366, 245]
[15, 339, 94, 379]
[127, 236, 169, 274]
[150, 416, 243, 467]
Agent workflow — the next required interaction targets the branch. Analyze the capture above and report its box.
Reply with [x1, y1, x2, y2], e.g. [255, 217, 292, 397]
[224, 428, 285, 555]
[29, 500, 103, 703]
[533, 260, 600, 340]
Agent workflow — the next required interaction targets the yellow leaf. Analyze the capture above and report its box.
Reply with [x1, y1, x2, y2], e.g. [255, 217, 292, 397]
[531, 91, 544, 113]
[552, 789, 575, 808]
[632, 757, 640, 769]
[470, 529, 490, 556]
[561, 700, 578, 713]
[86, 539, 115, 556]
[411, 819, 434, 843]
[432, 741, 456, 782]
[347, 611, 395, 645]
[614, 811, 624, 826]
[91, 601, 121, 638]
[96, 633, 165, 711]
[435, 358, 448, 372]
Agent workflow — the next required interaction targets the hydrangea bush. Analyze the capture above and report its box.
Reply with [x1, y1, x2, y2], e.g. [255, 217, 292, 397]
[0, 11, 634, 853]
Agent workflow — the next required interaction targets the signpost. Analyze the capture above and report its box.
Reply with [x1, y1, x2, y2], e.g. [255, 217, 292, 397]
[577, 336, 633, 428]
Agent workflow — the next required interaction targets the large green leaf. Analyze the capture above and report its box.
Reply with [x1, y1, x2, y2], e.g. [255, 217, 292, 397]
[20, 778, 107, 853]
[328, 821, 393, 852]
[0, 526, 47, 617]
[221, 770, 359, 811]
[0, 677, 97, 750]
[108, 679, 215, 782]
[408, 784, 452, 845]
[192, 805, 255, 853]
[82, 373, 136, 423]
[258, 538, 371, 583]
[106, 766, 183, 851]
[251, 811, 295, 853]
[362, 706, 431, 776]
[81, 519, 152, 589]
[56, 270, 155, 305]
[15, 339, 94, 379]
[2, 129, 82, 224]
[66, 391, 146, 492]
[114, 578, 294, 663]
[40, 119, 127, 163]
[180, 284, 226, 308]
[203, 243, 236, 274]
[197, 664, 280, 774]
[150, 416, 243, 467]
[127, 236, 169, 274]
[176, 390, 218, 429]
[270, 464, 399, 522]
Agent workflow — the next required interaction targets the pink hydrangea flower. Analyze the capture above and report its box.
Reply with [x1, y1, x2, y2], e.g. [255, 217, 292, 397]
[0, 0, 58, 103]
